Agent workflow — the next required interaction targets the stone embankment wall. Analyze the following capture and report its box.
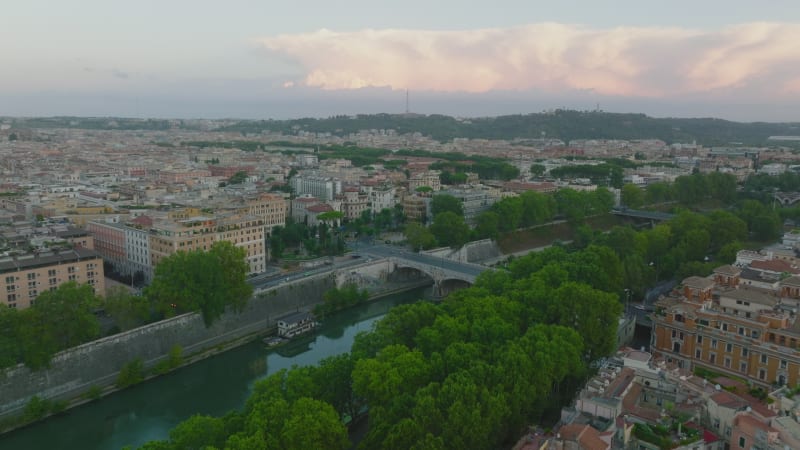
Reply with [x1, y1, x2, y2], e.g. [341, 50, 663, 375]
[422, 239, 502, 264]
[0, 274, 335, 418]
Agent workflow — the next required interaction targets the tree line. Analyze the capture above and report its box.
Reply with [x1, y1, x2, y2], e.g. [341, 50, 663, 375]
[0, 242, 252, 371]
[404, 188, 614, 250]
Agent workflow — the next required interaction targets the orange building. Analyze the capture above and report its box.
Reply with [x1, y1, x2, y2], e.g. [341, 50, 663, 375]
[652, 270, 800, 389]
[0, 248, 105, 309]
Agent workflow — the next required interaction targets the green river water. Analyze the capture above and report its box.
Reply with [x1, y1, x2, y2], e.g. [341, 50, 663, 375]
[0, 287, 427, 450]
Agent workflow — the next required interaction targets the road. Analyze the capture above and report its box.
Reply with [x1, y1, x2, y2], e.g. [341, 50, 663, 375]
[356, 243, 486, 280]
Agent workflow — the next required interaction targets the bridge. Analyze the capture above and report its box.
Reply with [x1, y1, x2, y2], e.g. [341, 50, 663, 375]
[357, 244, 487, 297]
[611, 208, 675, 222]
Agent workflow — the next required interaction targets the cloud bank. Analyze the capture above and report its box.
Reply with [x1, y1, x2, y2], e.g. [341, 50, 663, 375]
[259, 22, 800, 99]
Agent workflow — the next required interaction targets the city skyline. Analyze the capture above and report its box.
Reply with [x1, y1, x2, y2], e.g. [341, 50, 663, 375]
[2, 1, 800, 121]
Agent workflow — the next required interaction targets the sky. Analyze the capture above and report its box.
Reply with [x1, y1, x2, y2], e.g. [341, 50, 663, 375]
[2, 1, 800, 121]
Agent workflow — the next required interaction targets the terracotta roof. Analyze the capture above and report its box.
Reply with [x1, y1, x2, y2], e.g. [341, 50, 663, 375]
[129, 215, 153, 226]
[751, 259, 800, 275]
[558, 424, 610, 450]
[710, 391, 748, 410]
[307, 204, 334, 213]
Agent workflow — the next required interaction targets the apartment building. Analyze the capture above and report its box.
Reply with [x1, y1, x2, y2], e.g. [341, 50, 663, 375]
[652, 270, 800, 389]
[407, 170, 441, 192]
[339, 187, 369, 220]
[1, 248, 105, 309]
[148, 213, 265, 275]
[290, 175, 342, 201]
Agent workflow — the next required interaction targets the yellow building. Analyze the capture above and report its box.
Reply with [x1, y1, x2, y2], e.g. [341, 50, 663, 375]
[148, 212, 266, 275]
[0, 248, 105, 309]
[652, 270, 800, 389]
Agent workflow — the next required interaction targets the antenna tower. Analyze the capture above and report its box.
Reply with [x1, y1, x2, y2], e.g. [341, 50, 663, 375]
[405, 89, 409, 114]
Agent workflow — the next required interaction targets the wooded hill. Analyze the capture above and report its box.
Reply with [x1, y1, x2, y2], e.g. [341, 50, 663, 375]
[8, 111, 800, 147]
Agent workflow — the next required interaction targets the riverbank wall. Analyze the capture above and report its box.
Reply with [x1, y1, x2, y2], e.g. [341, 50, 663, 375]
[0, 274, 336, 419]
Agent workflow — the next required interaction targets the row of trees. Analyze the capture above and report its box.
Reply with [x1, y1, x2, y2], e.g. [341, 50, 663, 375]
[620, 172, 738, 209]
[403, 188, 615, 250]
[137, 237, 628, 449]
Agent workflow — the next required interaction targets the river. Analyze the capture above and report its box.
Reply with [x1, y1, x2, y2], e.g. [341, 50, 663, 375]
[0, 287, 428, 450]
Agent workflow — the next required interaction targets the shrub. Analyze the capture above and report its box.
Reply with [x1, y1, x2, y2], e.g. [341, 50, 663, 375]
[23, 396, 51, 422]
[84, 385, 103, 401]
[116, 358, 145, 388]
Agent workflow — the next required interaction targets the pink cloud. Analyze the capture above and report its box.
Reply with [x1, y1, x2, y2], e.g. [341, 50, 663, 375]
[259, 22, 800, 99]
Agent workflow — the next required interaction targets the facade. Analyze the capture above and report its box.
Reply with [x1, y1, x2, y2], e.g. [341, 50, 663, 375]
[339, 187, 370, 220]
[87, 221, 128, 274]
[438, 187, 499, 225]
[402, 194, 429, 223]
[407, 170, 441, 192]
[290, 175, 342, 201]
[652, 272, 800, 389]
[239, 193, 287, 231]
[0, 248, 105, 309]
[366, 185, 396, 212]
[125, 225, 152, 284]
[148, 213, 266, 275]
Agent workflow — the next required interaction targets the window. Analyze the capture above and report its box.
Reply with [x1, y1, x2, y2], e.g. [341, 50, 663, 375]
[696, 349, 702, 359]
[726, 343, 733, 353]
[781, 360, 788, 369]
[68, 275, 76, 281]
[752, 330, 760, 339]
[712, 339, 718, 349]
[759, 369, 766, 381]
[27, 273, 36, 280]
[740, 362, 748, 373]
[67, 267, 76, 274]
[722, 323, 728, 331]
[4, 276, 13, 284]
[697, 335, 703, 344]
[739, 437, 746, 448]
[710, 353, 716, 364]
[742, 348, 749, 357]
[761, 354, 768, 364]
[739, 327, 745, 335]
[27, 281, 36, 288]
[725, 357, 732, 368]
[7, 294, 16, 303]
[672, 329, 677, 338]
[49, 278, 57, 285]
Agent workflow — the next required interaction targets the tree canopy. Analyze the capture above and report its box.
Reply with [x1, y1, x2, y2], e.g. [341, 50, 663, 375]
[145, 241, 253, 326]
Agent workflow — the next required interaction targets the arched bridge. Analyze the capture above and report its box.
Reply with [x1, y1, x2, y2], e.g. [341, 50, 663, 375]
[360, 245, 486, 296]
[611, 208, 675, 222]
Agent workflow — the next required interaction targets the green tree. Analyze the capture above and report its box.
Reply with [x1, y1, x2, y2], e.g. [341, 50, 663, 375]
[281, 398, 349, 450]
[430, 212, 470, 248]
[431, 194, 464, 218]
[145, 241, 253, 326]
[474, 211, 500, 239]
[168, 414, 227, 450]
[621, 184, 645, 209]
[228, 171, 249, 185]
[404, 222, 436, 251]
[530, 163, 546, 177]
[17, 282, 101, 368]
[104, 286, 151, 331]
[0, 307, 21, 369]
